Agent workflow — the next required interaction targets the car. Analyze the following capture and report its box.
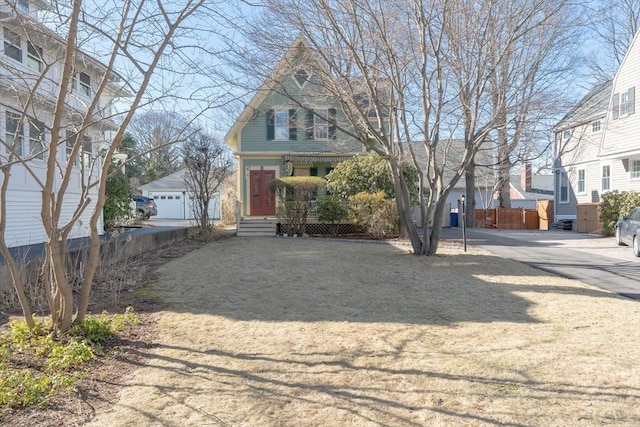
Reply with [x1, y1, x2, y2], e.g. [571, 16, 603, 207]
[132, 196, 158, 219]
[615, 207, 640, 256]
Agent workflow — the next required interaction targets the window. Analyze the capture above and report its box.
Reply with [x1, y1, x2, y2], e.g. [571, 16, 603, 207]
[559, 171, 569, 203]
[591, 120, 601, 133]
[305, 108, 336, 140]
[631, 159, 640, 180]
[601, 164, 611, 191]
[65, 130, 76, 165]
[314, 109, 328, 139]
[28, 118, 45, 160]
[274, 109, 289, 140]
[294, 69, 309, 86]
[27, 42, 42, 72]
[577, 168, 585, 194]
[79, 72, 91, 96]
[620, 92, 629, 117]
[12, 0, 29, 12]
[81, 136, 92, 169]
[563, 129, 572, 141]
[5, 111, 23, 156]
[3, 27, 22, 62]
[613, 87, 635, 119]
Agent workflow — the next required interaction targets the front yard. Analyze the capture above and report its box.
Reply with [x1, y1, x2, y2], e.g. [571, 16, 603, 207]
[82, 237, 640, 426]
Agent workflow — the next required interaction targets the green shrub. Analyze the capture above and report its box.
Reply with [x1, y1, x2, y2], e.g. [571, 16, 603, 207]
[0, 370, 51, 408]
[104, 163, 133, 231]
[326, 153, 419, 205]
[348, 191, 399, 239]
[0, 307, 140, 411]
[46, 340, 94, 371]
[316, 196, 348, 235]
[600, 190, 640, 236]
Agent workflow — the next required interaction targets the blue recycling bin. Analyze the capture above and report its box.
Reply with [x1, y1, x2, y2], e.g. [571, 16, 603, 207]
[450, 212, 458, 227]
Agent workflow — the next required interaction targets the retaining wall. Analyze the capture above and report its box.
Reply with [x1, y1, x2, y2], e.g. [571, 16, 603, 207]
[0, 227, 200, 307]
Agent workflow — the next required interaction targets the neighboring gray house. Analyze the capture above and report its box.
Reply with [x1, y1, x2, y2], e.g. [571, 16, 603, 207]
[139, 169, 221, 220]
[554, 29, 640, 226]
[553, 80, 612, 223]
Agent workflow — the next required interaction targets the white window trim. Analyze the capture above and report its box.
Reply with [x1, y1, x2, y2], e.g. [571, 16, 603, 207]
[619, 91, 629, 118]
[313, 109, 329, 140]
[559, 171, 569, 204]
[5, 109, 24, 157]
[3, 27, 23, 63]
[601, 163, 611, 192]
[28, 118, 46, 161]
[3, 27, 44, 74]
[576, 168, 586, 195]
[630, 158, 640, 181]
[274, 109, 289, 141]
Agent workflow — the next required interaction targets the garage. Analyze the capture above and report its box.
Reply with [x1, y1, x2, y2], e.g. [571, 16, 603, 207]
[139, 170, 221, 220]
[151, 192, 187, 219]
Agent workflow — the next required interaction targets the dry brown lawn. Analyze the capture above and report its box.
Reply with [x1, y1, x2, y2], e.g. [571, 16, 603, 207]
[85, 237, 640, 426]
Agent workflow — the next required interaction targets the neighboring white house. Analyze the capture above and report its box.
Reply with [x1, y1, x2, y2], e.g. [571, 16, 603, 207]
[554, 29, 640, 225]
[0, 0, 125, 247]
[139, 169, 221, 220]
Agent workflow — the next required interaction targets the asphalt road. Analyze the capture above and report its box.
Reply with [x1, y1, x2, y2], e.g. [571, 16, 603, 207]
[441, 227, 640, 300]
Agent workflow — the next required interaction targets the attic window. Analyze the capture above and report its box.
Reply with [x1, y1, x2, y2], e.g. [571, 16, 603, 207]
[294, 69, 309, 86]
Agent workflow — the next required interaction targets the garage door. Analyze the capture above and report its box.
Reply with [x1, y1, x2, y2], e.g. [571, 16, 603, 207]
[146, 192, 220, 220]
[187, 193, 221, 220]
[149, 192, 186, 219]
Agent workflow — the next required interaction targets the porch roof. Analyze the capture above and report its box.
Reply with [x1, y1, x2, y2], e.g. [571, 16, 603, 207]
[283, 154, 355, 164]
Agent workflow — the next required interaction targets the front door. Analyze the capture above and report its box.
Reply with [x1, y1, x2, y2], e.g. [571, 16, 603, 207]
[249, 170, 276, 216]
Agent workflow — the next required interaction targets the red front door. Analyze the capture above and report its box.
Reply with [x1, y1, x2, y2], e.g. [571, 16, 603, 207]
[250, 170, 276, 216]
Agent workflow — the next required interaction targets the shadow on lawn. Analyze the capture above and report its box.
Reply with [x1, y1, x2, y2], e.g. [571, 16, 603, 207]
[145, 237, 621, 326]
[105, 342, 639, 427]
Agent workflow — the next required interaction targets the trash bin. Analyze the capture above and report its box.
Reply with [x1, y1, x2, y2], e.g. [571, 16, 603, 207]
[450, 212, 458, 227]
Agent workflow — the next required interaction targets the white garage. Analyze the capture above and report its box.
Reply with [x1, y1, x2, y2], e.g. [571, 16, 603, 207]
[139, 170, 221, 220]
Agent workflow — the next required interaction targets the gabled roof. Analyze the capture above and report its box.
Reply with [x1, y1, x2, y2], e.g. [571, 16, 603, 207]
[139, 169, 188, 192]
[509, 175, 554, 200]
[407, 139, 495, 189]
[554, 80, 612, 132]
[224, 36, 311, 151]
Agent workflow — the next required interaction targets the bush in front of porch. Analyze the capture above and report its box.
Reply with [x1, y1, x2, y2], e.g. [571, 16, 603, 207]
[268, 176, 325, 237]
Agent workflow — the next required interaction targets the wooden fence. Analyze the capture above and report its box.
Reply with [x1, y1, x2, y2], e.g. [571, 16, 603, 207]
[474, 208, 539, 230]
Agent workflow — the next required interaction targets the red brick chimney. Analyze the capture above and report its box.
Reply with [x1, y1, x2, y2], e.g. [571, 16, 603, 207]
[521, 163, 532, 192]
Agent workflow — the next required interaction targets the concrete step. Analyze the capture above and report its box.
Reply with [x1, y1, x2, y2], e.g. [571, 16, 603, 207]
[237, 218, 277, 237]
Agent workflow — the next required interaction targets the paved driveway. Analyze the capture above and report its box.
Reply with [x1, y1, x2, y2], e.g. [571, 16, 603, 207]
[441, 227, 640, 300]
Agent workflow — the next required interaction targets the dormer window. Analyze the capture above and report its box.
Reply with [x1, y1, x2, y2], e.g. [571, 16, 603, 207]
[294, 69, 309, 86]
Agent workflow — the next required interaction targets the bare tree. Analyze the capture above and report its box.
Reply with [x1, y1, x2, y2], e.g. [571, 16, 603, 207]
[183, 131, 234, 236]
[584, 0, 640, 82]
[0, 0, 231, 332]
[127, 111, 195, 184]
[239, 0, 574, 255]
[484, 3, 578, 211]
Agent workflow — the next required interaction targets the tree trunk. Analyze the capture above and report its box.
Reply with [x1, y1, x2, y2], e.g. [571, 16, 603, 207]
[465, 159, 476, 228]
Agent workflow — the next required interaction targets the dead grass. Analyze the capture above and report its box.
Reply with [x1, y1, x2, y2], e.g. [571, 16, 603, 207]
[85, 238, 640, 426]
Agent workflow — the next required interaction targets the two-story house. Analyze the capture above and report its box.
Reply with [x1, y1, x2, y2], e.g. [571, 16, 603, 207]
[225, 37, 366, 235]
[554, 30, 640, 230]
[1, 0, 125, 247]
